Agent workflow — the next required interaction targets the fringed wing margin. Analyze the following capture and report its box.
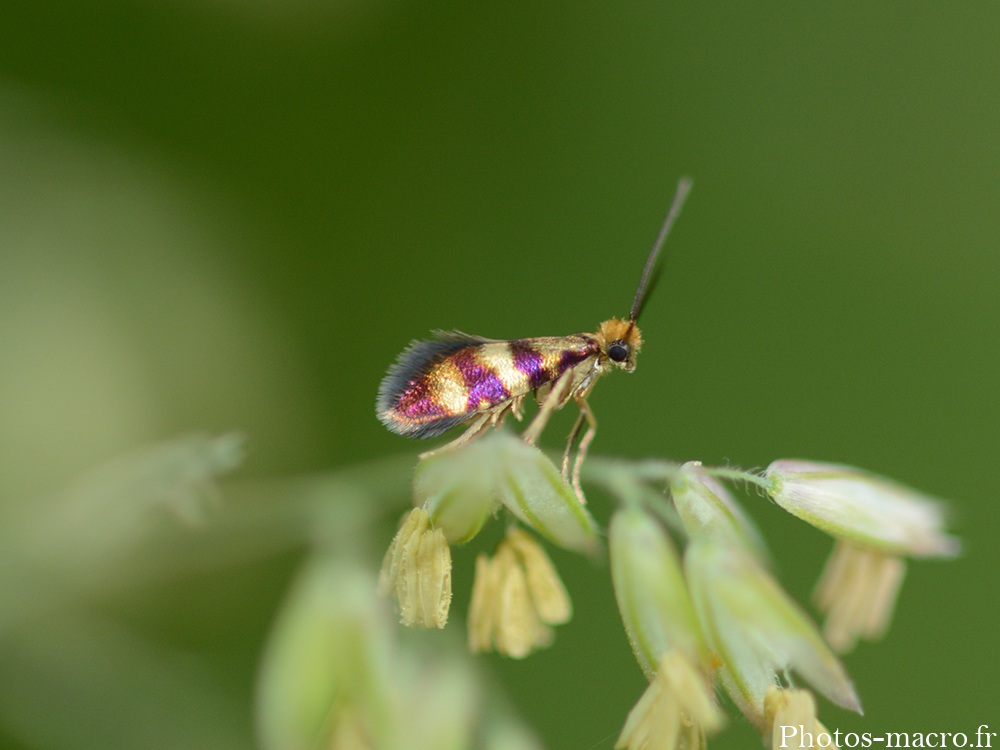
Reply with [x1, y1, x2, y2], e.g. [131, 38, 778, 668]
[376, 331, 491, 438]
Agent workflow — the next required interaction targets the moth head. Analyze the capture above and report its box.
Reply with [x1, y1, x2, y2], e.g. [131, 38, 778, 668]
[597, 317, 643, 372]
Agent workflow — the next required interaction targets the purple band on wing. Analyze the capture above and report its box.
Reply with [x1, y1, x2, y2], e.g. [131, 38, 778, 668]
[453, 349, 510, 410]
[397, 377, 447, 420]
[558, 345, 595, 373]
[509, 340, 548, 389]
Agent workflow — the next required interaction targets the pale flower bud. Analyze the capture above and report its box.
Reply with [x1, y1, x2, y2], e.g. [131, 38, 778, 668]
[378, 508, 452, 628]
[670, 461, 769, 560]
[259, 557, 483, 750]
[813, 539, 907, 653]
[609, 508, 709, 679]
[492, 433, 600, 554]
[684, 538, 860, 733]
[256, 560, 395, 750]
[468, 528, 571, 658]
[415, 439, 501, 544]
[493, 547, 552, 659]
[615, 651, 725, 750]
[505, 528, 572, 624]
[480, 714, 545, 750]
[415, 432, 599, 554]
[764, 686, 839, 749]
[765, 460, 959, 558]
[468, 553, 497, 654]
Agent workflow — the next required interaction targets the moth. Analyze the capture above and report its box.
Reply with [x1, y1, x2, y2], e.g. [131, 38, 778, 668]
[377, 178, 692, 501]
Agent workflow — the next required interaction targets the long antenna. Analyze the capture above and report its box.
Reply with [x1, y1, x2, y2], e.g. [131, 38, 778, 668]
[629, 176, 693, 322]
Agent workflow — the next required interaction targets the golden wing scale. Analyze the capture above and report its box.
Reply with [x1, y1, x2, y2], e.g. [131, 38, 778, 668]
[377, 178, 692, 501]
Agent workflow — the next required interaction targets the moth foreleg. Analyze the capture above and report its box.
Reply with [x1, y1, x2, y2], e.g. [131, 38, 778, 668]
[522, 370, 573, 446]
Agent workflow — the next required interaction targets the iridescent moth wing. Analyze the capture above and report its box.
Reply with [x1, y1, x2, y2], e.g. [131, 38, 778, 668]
[377, 331, 603, 440]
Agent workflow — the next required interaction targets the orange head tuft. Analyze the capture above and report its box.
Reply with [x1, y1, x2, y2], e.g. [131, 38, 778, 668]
[596, 317, 643, 372]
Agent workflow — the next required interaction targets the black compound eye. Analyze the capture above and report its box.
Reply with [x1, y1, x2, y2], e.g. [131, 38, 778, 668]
[608, 342, 629, 363]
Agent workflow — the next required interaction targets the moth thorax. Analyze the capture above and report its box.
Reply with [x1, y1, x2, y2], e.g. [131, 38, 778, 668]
[596, 317, 643, 371]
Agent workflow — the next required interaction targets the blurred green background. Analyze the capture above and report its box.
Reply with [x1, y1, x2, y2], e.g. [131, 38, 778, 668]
[0, 1, 996, 749]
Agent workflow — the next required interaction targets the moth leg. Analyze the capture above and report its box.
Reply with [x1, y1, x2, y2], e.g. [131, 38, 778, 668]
[510, 395, 525, 422]
[522, 371, 573, 446]
[562, 410, 587, 482]
[489, 402, 514, 429]
[419, 412, 492, 460]
[570, 395, 597, 504]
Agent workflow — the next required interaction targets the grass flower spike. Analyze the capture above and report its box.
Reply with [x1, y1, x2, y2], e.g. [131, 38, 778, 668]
[371, 411, 958, 745]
